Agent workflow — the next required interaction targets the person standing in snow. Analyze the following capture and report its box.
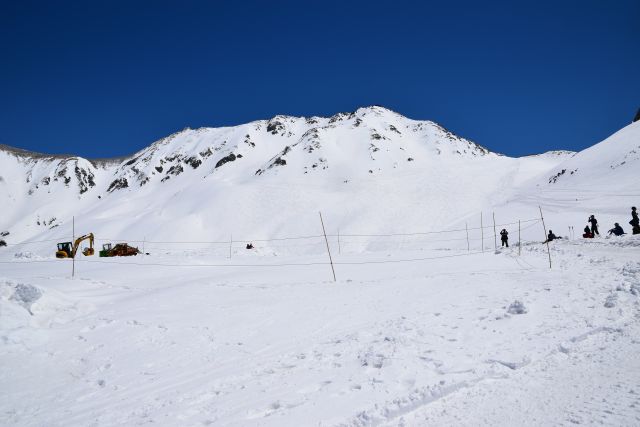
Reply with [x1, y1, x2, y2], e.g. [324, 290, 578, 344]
[630, 207, 639, 235]
[608, 223, 625, 236]
[582, 226, 593, 238]
[588, 215, 599, 236]
[500, 229, 509, 247]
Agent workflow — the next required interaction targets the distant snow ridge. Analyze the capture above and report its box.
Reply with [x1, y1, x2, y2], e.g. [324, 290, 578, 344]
[0, 106, 494, 199]
[1, 107, 638, 247]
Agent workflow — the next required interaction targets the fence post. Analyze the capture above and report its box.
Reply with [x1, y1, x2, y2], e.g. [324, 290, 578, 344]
[465, 222, 470, 252]
[518, 220, 521, 256]
[481, 212, 484, 253]
[319, 212, 337, 282]
[539, 206, 552, 269]
[492, 212, 497, 251]
[72, 215, 75, 279]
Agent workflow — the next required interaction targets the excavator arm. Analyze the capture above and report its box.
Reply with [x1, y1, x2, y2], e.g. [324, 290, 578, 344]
[72, 233, 95, 257]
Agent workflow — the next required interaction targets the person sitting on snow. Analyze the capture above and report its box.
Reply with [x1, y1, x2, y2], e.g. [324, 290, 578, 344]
[500, 229, 509, 247]
[544, 230, 561, 243]
[608, 223, 625, 236]
[246, 242, 254, 249]
[582, 226, 594, 238]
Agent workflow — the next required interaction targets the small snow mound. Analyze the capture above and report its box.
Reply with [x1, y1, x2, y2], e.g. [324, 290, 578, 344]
[10, 283, 42, 315]
[14, 251, 36, 259]
[13, 251, 48, 260]
[604, 293, 617, 308]
[507, 300, 528, 315]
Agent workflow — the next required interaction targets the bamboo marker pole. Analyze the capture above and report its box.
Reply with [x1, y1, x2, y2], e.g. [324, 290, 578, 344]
[481, 212, 484, 253]
[465, 222, 470, 252]
[539, 206, 552, 269]
[319, 212, 336, 282]
[72, 216, 75, 278]
[518, 220, 521, 256]
[492, 212, 497, 251]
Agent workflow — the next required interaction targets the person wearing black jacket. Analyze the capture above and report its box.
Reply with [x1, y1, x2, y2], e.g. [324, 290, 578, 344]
[631, 207, 639, 235]
[608, 223, 625, 236]
[544, 230, 561, 243]
[588, 215, 599, 236]
[500, 229, 509, 247]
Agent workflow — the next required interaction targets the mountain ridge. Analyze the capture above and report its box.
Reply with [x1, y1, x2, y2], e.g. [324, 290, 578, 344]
[3, 107, 636, 246]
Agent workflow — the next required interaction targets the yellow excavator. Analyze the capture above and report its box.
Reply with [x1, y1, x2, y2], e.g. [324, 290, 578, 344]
[56, 233, 95, 258]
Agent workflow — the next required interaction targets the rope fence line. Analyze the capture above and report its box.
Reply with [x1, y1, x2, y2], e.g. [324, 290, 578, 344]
[1, 249, 488, 268]
[2, 218, 541, 247]
[0, 223, 554, 280]
[330, 219, 540, 238]
[122, 233, 501, 250]
[90, 220, 542, 252]
[2, 237, 72, 246]
[1, 242, 551, 268]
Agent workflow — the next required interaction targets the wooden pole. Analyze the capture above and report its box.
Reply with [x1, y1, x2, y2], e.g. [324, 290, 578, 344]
[480, 212, 484, 253]
[492, 212, 497, 251]
[539, 206, 552, 269]
[72, 215, 75, 279]
[465, 222, 470, 252]
[518, 220, 521, 256]
[319, 212, 337, 282]
[229, 234, 232, 259]
[338, 228, 341, 255]
[143, 236, 145, 256]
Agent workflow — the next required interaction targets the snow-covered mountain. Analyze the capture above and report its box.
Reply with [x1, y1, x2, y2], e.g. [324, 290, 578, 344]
[2, 108, 640, 427]
[1, 106, 495, 199]
[3, 105, 636, 249]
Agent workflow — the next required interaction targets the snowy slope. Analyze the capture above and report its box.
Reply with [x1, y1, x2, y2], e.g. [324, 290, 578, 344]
[542, 121, 640, 190]
[0, 106, 575, 251]
[495, 120, 640, 240]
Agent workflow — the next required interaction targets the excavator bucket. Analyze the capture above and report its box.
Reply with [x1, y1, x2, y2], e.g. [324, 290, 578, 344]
[83, 247, 95, 256]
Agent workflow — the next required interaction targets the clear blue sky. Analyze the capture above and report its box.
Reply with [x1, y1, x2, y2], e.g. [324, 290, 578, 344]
[1, 0, 638, 158]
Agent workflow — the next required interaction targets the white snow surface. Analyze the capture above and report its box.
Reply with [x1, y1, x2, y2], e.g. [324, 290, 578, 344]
[1, 108, 639, 426]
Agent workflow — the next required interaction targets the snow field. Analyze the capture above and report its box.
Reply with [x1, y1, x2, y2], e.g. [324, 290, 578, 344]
[1, 234, 639, 426]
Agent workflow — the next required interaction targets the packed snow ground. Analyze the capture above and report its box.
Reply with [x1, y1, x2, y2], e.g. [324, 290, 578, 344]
[2, 231, 640, 426]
